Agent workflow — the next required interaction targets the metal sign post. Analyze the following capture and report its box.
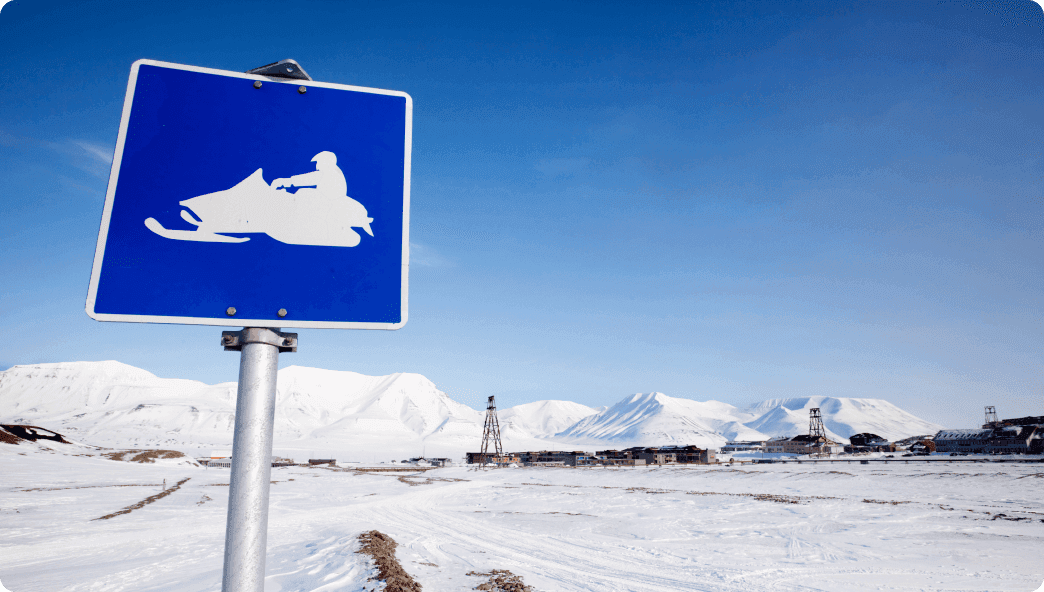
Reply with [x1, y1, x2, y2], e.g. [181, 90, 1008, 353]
[220, 328, 296, 592]
[216, 61, 310, 592]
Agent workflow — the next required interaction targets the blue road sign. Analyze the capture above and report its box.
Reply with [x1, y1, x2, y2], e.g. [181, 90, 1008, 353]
[86, 60, 412, 329]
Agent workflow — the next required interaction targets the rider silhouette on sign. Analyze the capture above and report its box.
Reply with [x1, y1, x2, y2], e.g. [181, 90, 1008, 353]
[271, 151, 348, 200]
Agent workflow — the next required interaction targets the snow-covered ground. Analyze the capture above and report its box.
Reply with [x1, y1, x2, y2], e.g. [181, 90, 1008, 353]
[2, 441, 1042, 592]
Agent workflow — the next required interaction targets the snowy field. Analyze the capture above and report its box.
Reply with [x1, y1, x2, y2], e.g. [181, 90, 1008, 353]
[2, 444, 1042, 592]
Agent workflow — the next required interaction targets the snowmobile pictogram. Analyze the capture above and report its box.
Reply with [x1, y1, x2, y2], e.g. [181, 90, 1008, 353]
[143, 151, 374, 247]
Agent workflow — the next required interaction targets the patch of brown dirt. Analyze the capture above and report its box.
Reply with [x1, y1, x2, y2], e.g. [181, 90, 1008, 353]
[862, 498, 910, 505]
[93, 478, 190, 520]
[397, 475, 469, 486]
[356, 530, 422, 592]
[0, 427, 22, 445]
[990, 513, 1033, 522]
[1, 425, 69, 444]
[353, 467, 437, 473]
[467, 569, 534, 592]
[687, 490, 840, 504]
[521, 481, 838, 504]
[102, 449, 186, 463]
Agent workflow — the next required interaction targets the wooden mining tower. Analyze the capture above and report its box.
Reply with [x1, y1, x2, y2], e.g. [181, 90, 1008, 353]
[984, 405, 999, 427]
[809, 407, 827, 456]
[480, 395, 504, 464]
[809, 407, 826, 439]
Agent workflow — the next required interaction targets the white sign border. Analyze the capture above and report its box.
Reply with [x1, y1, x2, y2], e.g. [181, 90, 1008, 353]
[85, 59, 411, 330]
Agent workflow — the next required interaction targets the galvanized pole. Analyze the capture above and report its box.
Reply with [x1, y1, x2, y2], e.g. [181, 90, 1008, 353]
[219, 328, 297, 592]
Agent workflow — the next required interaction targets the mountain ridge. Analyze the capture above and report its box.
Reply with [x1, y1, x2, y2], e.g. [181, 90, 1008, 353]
[0, 361, 942, 459]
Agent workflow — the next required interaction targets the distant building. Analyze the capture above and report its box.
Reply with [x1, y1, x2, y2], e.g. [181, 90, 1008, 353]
[596, 446, 715, 465]
[466, 446, 717, 467]
[908, 440, 936, 454]
[308, 459, 336, 466]
[892, 434, 934, 451]
[522, 451, 586, 466]
[764, 437, 789, 454]
[721, 441, 765, 453]
[849, 433, 887, 447]
[935, 425, 1043, 454]
[990, 425, 1043, 454]
[602, 457, 647, 466]
[202, 456, 292, 468]
[934, 429, 992, 454]
[845, 433, 893, 453]
[634, 447, 677, 465]
[466, 452, 521, 465]
[983, 415, 1044, 429]
[406, 457, 453, 467]
[657, 445, 716, 464]
[765, 435, 842, 455]
[596, 450, 647, 466]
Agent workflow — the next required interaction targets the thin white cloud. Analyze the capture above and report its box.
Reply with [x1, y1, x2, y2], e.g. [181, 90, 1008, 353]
[1, 128, 113, 180]
[72, 141, 113, 164]
[410, 242, 452, 267]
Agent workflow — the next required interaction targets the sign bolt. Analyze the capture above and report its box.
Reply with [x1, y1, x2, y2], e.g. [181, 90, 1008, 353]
[298, 86, 307, 94]
[253, 80, 262, 89]
[226, 307, 237, 317]
[277, 308, 287, 318]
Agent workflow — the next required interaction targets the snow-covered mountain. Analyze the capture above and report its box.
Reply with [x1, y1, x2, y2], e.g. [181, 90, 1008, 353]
[555, 393, 758, 449]
[0, 361, 942, 459]
[556, 392, 943, 447]
[742, 397, 943, 443]
[499, 400, 599, 439]
[0, 362, 547, 460]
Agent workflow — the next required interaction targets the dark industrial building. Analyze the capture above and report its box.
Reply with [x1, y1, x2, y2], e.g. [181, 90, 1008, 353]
[933, 425, 1043, 454]
[466, 446, 717, 466]
[465, 452, 521, 465]
[845, 433, 893, 453]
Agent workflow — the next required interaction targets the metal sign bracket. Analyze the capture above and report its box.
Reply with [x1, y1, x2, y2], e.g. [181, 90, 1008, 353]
[222, 328, 298, 353]
[245, 59, 313, 81]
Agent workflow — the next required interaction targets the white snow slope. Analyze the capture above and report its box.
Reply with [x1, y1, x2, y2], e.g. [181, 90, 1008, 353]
[0, 362, 941, 458]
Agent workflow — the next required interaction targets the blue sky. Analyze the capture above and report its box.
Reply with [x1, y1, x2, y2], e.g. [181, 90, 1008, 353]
[0, 0, 1040, 428]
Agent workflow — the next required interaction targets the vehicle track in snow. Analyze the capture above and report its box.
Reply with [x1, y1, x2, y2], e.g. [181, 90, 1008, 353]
[358, 478, 805, 591]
